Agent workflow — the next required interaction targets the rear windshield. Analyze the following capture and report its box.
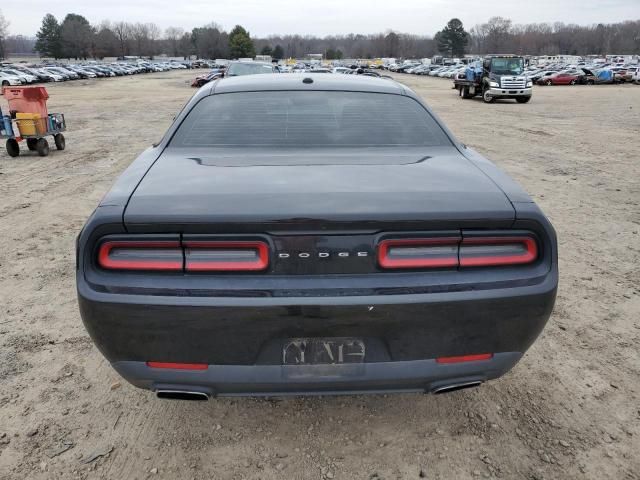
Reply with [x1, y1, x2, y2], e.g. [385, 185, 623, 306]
[170, 91, 452, 147]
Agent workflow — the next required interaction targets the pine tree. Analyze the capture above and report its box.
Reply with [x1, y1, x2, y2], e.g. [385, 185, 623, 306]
[35, 14, 62, 59]
[228, 25, 255, 59]
[260, 45, 272, 56]
[435, 18, 469, 57]
[272, 45, 284, 60]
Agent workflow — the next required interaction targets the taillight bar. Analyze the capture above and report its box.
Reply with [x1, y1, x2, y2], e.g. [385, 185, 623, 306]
[96, 239, 270, 272]
[459, 236, 537, 267]
[184, 241, 269, 272]
[378, 237, 460, 269]
[377, 234, 538, 270]
[97, 240, 183, 271]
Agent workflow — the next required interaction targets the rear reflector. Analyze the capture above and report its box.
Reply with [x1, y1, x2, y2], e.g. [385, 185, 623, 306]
[146, 362, 208, 370]
[377, 237, 460, 269]
[184, 241, 269, 272]
[436, 353, 493, 364]
[459, 236, 537, 267]
[97, 241, 183, 271]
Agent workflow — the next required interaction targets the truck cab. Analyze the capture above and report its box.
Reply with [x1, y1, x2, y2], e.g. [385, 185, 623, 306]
[455, 55, 533, 103]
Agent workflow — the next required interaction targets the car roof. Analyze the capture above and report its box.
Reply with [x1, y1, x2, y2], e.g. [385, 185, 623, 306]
[229, 61, 272, 66]
[212, 73, 404, 95]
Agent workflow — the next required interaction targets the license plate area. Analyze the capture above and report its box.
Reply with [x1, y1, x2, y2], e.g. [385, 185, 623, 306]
[283, 338, 365, 365]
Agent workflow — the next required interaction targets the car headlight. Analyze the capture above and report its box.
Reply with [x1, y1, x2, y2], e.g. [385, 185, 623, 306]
[489, 81, 499, 88]
[526, 81, 533, 87]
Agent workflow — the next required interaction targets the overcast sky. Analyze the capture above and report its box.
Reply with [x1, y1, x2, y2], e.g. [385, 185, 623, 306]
[2, 0, 638, 37]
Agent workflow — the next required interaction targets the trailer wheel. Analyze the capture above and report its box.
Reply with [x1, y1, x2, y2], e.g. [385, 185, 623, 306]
[516, 96, 531, 103]
[26, 138, 38, 151]
[54, 133, 66, 150]
[460, 86, 471, 99]
[482, 86, 495, 103]
[36, 138, 49, 157]
[6, 138, 20, 157]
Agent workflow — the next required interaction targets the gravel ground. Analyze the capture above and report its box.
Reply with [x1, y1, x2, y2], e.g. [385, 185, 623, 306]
[0, 70, 638, 480]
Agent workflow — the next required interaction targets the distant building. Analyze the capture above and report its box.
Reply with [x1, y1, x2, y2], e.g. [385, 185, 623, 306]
[305, 53, 323, 64]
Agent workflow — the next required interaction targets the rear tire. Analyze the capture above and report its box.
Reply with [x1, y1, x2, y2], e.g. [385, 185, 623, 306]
[587, 79, 595, 85]
[546, 80, 552, 86]
[6, 138, 20, 157]
[570, 79, 576, 85]
[54, 133, 65, 150]
[36, 138, 49, 157]
[26, 138, 38, 151]
[516, 96, 531, 103]
[460, 86, 471, 99]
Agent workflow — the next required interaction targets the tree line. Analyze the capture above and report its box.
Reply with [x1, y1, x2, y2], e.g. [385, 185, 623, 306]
[1, 10, 638, 61]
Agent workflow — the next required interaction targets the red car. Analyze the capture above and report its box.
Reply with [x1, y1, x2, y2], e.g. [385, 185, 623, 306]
[537, 73, 579, 86]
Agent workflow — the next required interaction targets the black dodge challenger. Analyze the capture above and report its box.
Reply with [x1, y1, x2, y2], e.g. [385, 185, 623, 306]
[77, 74, 557, 399]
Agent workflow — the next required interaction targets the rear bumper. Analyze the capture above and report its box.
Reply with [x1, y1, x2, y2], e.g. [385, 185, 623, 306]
[113, 352, 522, 396]
[78, 271, 556, 395]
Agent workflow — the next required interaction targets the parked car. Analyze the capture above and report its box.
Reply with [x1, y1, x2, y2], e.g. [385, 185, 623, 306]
[34, 68, 63, 82]
[10, 66, 50, 83]
[530, 70, 557, 82]
[81, 66, 106, 78]
[0, 71, 23, 86]
[59, 66, 81, 79]
[225, 61, 278, 77]
[77, 74, 558, 399]
[191, 69, 224, 88]
[1, 68, 35, 84]
[537, 72, 579, 85]
[67, 65, 96, 79]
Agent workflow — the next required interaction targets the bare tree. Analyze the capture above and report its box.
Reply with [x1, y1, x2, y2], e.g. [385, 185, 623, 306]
[165, 26, 184, 57]
[113, 21, 131, 58]
[146, 23, 161, 57]
[131, 23, 149, 57]
[94, 20, 119, 58]
[0, 9, 10, 59]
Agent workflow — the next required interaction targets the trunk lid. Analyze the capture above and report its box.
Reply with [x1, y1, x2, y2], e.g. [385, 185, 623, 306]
[123, 146, 515, 233]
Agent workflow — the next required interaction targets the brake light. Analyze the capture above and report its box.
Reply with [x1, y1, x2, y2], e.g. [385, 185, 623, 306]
[97, 241, 183, 271]
[377, 237, 460, 269]
[377, 233, 538, 270]
[184, 241, 269, 272]
[146, 362, 208, 370]
[459, 236, 537, 267]
[436, 353, 493, 364]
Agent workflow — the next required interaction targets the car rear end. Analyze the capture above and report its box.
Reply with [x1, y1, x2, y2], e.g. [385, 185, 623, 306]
[77, 77, 557, 398]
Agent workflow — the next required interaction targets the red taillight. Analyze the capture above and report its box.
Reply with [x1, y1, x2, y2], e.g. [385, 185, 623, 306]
[377, 237, 460, 269]
[377, 234, 538, 270]
[97, 241, 183, 271]
[436, 353, 493, 364]
[184, 241, 269, 272]
[459, 236, 537, 267]
[146, 362, 208, 370]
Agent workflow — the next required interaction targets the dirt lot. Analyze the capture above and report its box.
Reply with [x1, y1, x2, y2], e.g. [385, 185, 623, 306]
[0, 70, 638, 480]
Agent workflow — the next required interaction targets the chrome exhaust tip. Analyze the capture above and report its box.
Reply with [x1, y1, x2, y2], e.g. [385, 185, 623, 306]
[432, 380, 482, 395]
[155, 389, 210, 401]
